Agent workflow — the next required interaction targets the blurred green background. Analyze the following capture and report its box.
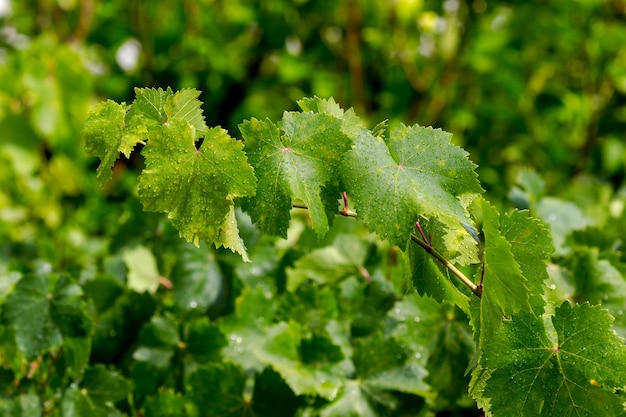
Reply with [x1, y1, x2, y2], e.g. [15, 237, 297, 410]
[5, 0, 626, 191]
[2, 2, 626, 415]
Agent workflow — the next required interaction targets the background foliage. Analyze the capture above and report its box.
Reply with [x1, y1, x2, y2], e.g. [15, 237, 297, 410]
[2, 1, 626, 416]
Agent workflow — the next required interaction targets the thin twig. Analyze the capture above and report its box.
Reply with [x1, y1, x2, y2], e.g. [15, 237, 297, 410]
[293, 202, 357, 218]
[410, 233, 481, 298]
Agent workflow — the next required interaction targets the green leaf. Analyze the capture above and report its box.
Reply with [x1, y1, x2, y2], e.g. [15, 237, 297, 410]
[82, 100, 147, 186]
[81, 364, 132, 405]
[131, 87, 173, 123]
[320, 380, 377, 417]
[255, 321, 344, 400]
[123, 245, 160, 294]
[219, 287, 278, 372]
[342, 124, 482, 250]
[296, 96, 364, 137]
[240, 111, 352, 238]
[170, 242, 223, 313]
[567, 248, 626, 338]
[480, 302, 626, 416]
[286, 234, 371, 291]
[163, 88, 209, 138]
[186, 362, 248, 417]
[2, 272, 91, 360]
[536, 197, 594, 256]
[477, 199, 531, 345]
[133, 315, 180, 368]
[61, 365, 131, 417]
[138, 120, 256, 257]
[143, 390, 187, 417]
[184, 317, 227, 364]
[501, 210, 554, 315]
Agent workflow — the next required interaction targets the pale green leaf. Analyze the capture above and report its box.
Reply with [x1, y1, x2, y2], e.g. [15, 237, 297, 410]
[286, 234, 371, 291]
[131, 87, 173, 124]
[536, 197, 594, 256]
[163, 88, 208, 138]
[255, 321, 344, 400]
[123, 245, 160, 294]
[138, 120, 256, 257]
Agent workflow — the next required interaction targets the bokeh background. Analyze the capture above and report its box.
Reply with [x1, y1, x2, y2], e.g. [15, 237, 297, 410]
[4, 0, 626, 197]
[3, 2, 626, 416]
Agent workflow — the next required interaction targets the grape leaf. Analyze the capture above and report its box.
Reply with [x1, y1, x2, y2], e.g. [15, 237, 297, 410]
[138, 120, 256, 257]
[480, 302, 626, 416]
[239, 111, 352, 238]
[170, 242, 224, 313]
[186, 363, 247, 417]
[502, 210, 554, 315]
[477, 199, 531, 345]
[82, 100, 147, 186]
[342, 123, 482, 250]
[2, 271, 92, 360]
[320, 380, 377, 417]
[123, 245, 160, 294]
[297, 96, 364, 137]
[143, 390, 187, 417]
[255, 321, 344, 400]
[61, 365, 131, 417]
[132, 87, 208, 138]
[133, 315, 180, 368]
[536, 197, 594, 256]
[131, 87, 172, 123]
[219, 287, 278, 372]
[163, 88, 209, 138]
[285, 234, 371, 291]
[567, 247, 626, 338]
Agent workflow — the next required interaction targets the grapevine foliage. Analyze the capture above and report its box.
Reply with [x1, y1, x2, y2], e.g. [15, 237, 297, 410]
[5, 88, 624, 416]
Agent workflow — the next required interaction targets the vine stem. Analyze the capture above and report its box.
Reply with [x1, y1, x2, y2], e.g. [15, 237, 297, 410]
[411, 222, 481, 298]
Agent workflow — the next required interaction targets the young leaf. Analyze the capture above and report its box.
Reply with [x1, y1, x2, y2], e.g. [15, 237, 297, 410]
[342, 124, 482, 250]
[240, 111, 352, 238]
[163, 88, 209, 138]
[138, 120, 256, 257]
[480, 302, 626, 416]
[131, 86, 173, 124]
[82, 100, 147, 186]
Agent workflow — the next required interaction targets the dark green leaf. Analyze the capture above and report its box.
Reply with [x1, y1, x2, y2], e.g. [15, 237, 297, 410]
[480, 302, 626, 416]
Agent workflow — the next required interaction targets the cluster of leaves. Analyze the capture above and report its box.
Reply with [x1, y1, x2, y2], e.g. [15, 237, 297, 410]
[4, 88, 625, 416]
